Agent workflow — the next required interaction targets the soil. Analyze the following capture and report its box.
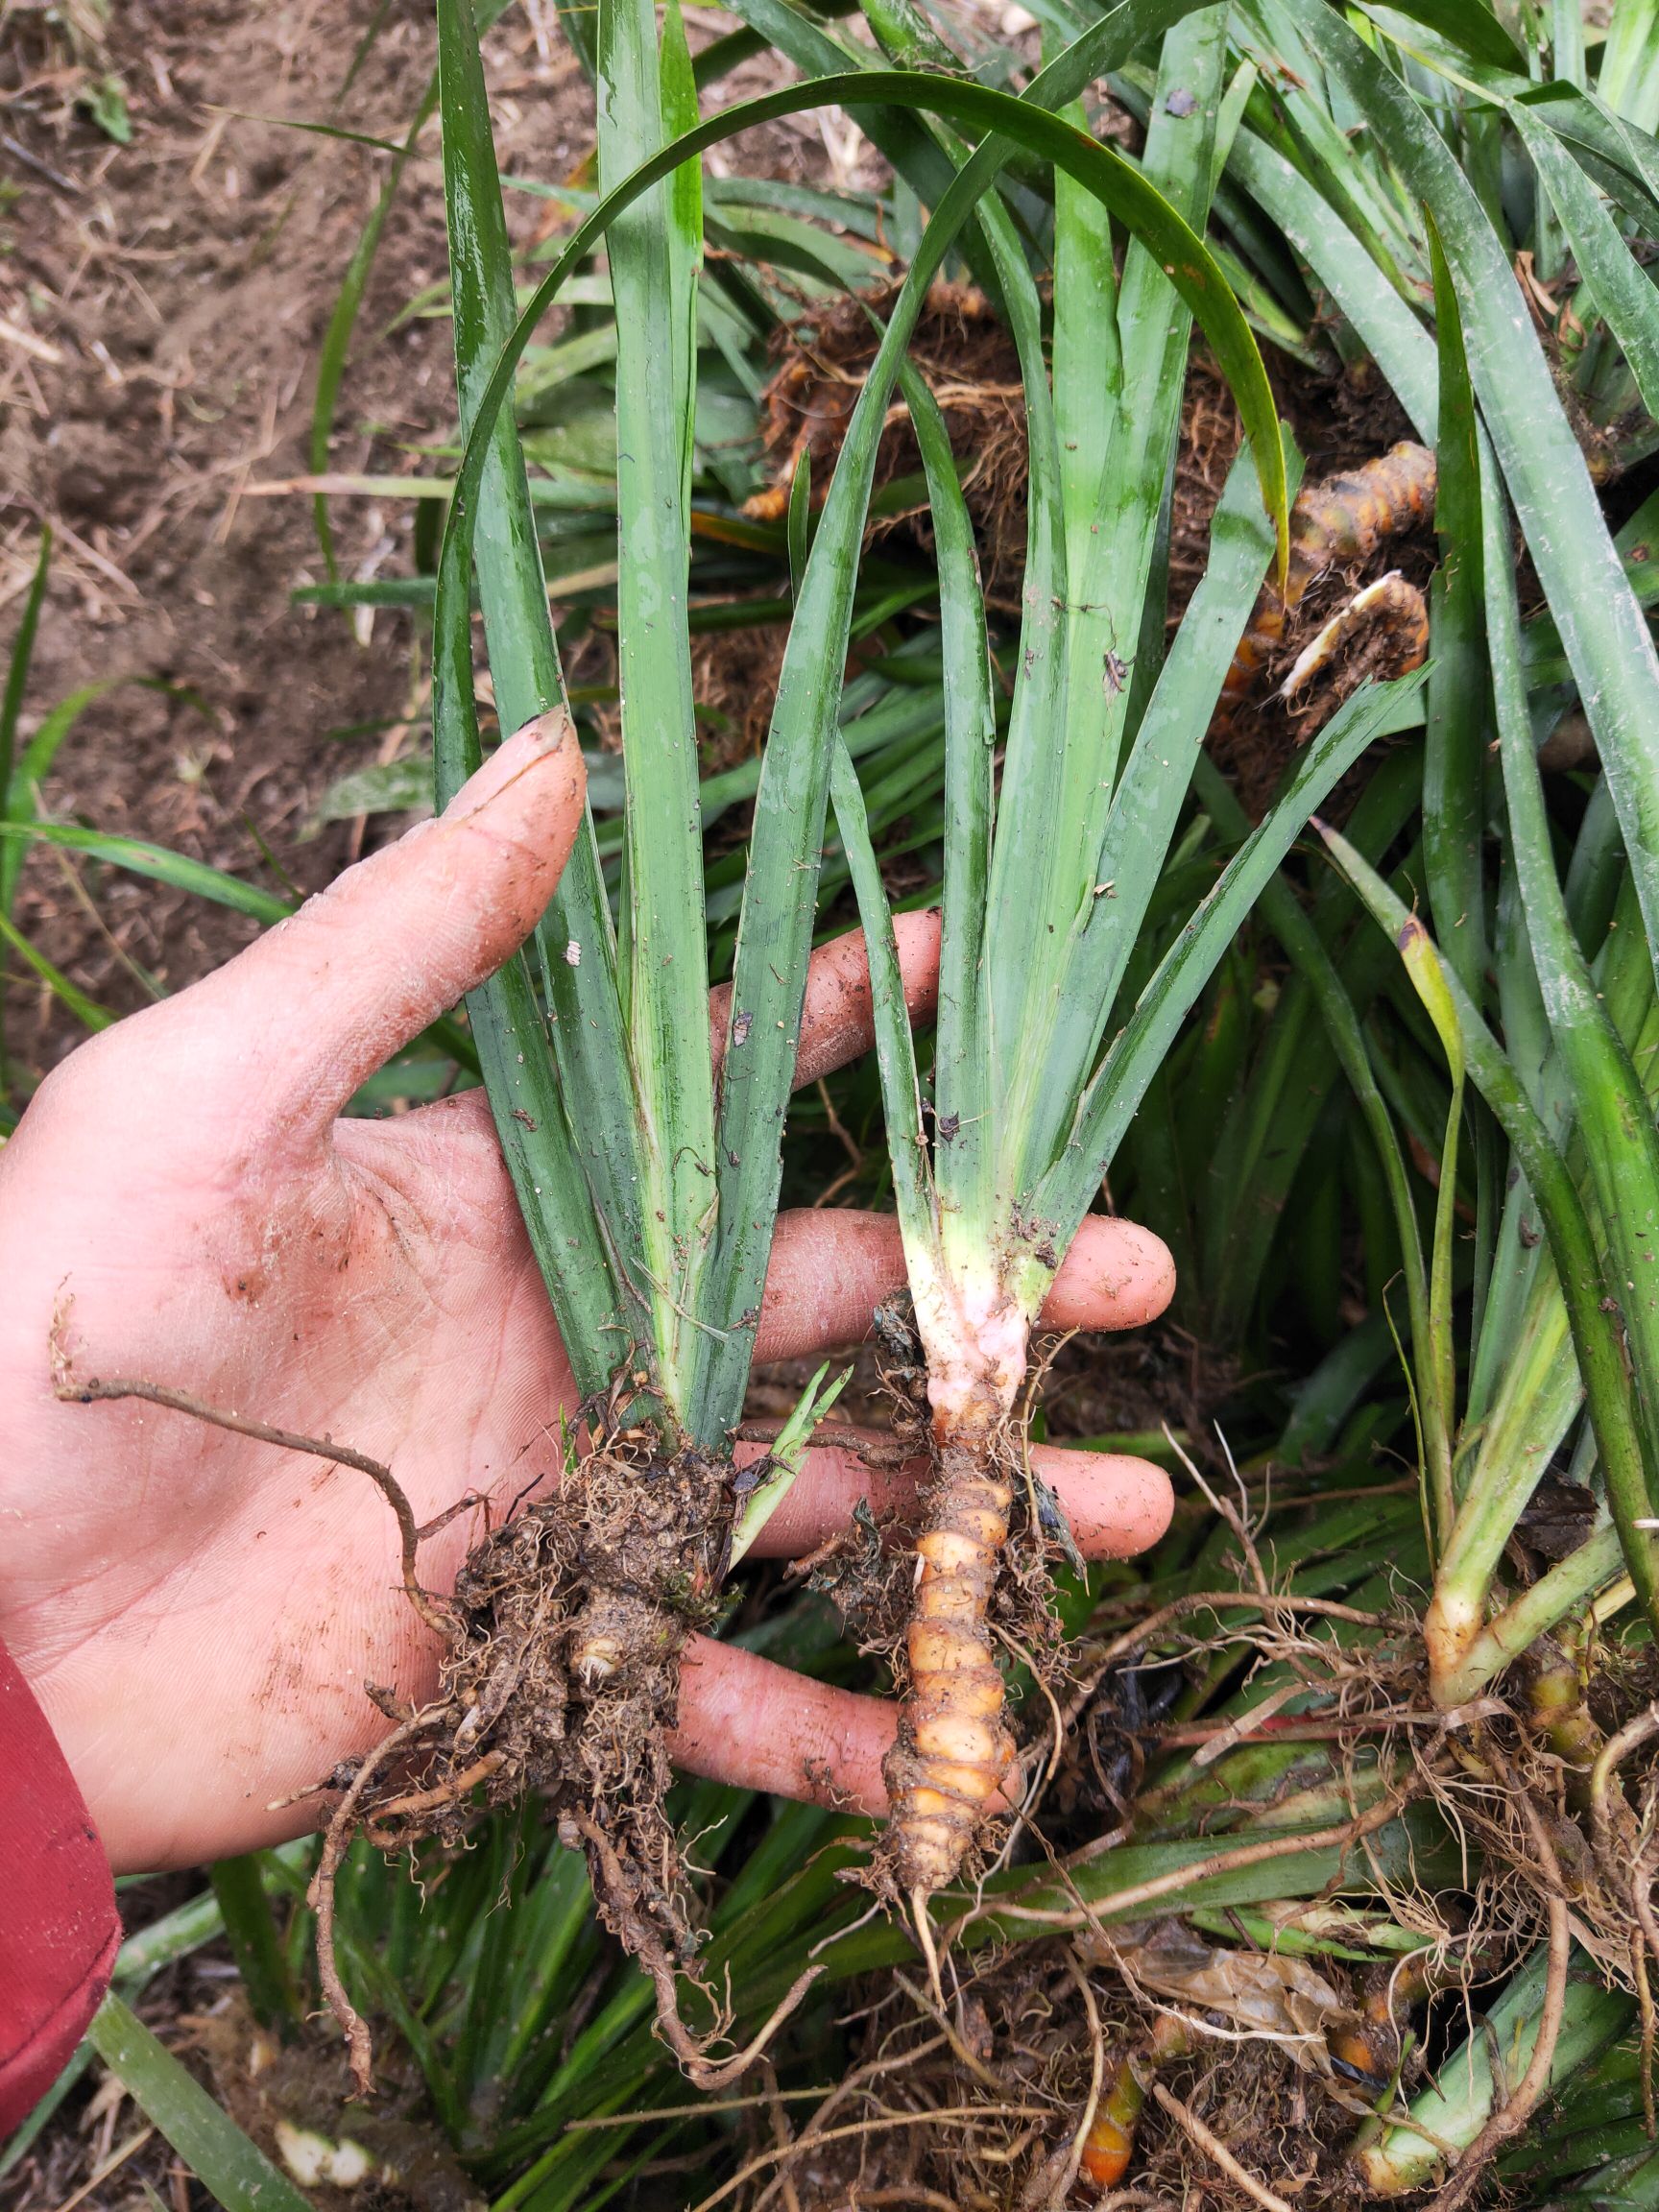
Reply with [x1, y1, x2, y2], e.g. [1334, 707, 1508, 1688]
[0, 0, 594, 1093]
[306, 1419, 755, 2100]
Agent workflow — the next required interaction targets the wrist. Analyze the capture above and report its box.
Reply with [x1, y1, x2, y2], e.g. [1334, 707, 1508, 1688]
[0, 1634, 121, 2133]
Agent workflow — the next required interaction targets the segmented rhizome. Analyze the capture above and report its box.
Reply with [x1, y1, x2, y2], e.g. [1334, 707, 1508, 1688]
[844, 1299, 1068, 1908]
[878, 1403, 1023, 1894]
[309, 1403, 753, 2092]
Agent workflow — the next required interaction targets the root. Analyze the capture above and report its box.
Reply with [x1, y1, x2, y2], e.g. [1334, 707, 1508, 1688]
[568, 1808, 822, 2090]
[50, 1352, 470, 1642]
[1421, 1893, 1570, 2212]
[1151, 2081, 1297, 2212]
[1211, 441, 1437, 740]
[1277, 570, 1431, 732]
[301, 1422, 772, 2089]
[879, 1420, 1022, 1896]
[309, 1704, 449, 2096]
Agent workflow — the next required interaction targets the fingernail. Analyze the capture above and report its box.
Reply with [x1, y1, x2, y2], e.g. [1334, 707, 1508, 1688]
[447, 707, 580, 820]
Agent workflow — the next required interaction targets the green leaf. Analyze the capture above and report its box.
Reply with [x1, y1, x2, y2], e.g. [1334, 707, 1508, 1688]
[1480, 464, 1659, 1594]
[1225, 121, 1437, 437]
[85, 1993, 313, 2212]
[1192, 754, 1446, 1538]
[903, 362, 995, 1248]
[1016, 437, 1291, 1197]
[1512, 97, 1659, 419]
[728, 1359, 851, 1563]
[208, 1857, 302, 2034]
[0, 820, 292, 922]
[1423, 210, 1488, 1000]
[829, 737, 938, 1271]
[0, 528, 49, 818]
[436, 0, 641, 1395]
[310, 80, 438, 579]
[1322, 824, 1659, 1645]
[1033, 667, 1432, 1273]
[598, 0, 716, 1419]
[0, 906, 113, 1034]
[80, 73, 132, 143]
[426, 35, 1286, 1444]
[1355, 1946, 1631, 2193]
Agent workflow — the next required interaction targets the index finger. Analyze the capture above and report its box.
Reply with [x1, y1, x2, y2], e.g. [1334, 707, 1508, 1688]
[711, 911, 941, 1093]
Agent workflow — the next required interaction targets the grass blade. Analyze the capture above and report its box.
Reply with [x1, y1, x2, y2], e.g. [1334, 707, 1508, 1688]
[1034, 667, 1431, 1258]
[436, 0, 638, 1388]
[1287, 0, 1659, 998]
[902, 362, 994, 1242]
[1321, 825, 1659, 1644]
[598, 0, 715, 1416]
[84, 1993, 312, 2212]
[309, 80, 438, 580]
[1423, 211, 1488, 998]
[1512, 97, 1659, 419]
[830, 738, 938, 1269]
[0, 527, 48, 811]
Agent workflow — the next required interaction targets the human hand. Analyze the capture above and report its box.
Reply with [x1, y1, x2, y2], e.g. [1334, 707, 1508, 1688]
[0, 713, 1175, 1873]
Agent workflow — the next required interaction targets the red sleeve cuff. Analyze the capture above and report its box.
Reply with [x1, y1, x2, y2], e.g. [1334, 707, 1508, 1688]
[0, 1639, 120, 2135]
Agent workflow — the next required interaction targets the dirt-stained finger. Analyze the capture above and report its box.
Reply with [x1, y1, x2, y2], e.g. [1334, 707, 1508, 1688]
[743, 1435, 1174, 1563]
[669, 1636, 1022, 1817]
[669, 1634, 896, 1815]
[710, 911, 941, 1094]
[754, 1210, 1176, 1364]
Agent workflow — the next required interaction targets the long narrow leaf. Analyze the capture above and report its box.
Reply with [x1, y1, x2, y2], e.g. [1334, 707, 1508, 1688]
[1034, 667, 1432, 1266]
[436, 0, 638, 1387]
[1322, 825, 1659, 1641]
[1286, 0, 1659, 998]
[598, 0, 715, 1417]
[902, 364, 994, 1246]
[85, 1994, 312, 2212]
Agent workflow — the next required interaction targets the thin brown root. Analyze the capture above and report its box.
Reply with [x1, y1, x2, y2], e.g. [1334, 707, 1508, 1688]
[1422, 1891, 1570, 2212]
[686, 2104, 1057, 2212]
[953, 1783, 1424, 1936]
[1590, 1699, 1659, 1848]
[308, 1705, 447, 2094]
[1055, 1949, 1106, 2209]
[1150, 2082, 1297, 2212]
[887, 1973, 1002, 2096]
[1634, 1930, 1656, 2138]
[569, 1808, 821, 2090]
[361, 1750, 506, 1838]
[1061, 1591, 1399, 1734]
[732, 1418, 909, 1472]
[1635, 1841, 1659, 1982]
[643, 1952, 827, 2094]
[54, 1355, 460, 1640]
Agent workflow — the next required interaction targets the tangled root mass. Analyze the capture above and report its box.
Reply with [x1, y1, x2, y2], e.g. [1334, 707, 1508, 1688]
[313, 1416, 821, 2092]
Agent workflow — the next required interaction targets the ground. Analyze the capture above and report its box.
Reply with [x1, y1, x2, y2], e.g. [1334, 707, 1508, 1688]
[0, 0, 597, 1087]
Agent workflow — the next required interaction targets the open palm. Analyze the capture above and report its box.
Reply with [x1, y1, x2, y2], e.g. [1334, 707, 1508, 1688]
[0, 716, 1174, 1873]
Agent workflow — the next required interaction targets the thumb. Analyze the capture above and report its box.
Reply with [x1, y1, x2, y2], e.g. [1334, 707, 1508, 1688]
[163, 709, 586, 1146]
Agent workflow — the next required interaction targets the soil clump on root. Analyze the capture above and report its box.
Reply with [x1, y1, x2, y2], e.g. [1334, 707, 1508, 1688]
[308, 1403, 816, 2096]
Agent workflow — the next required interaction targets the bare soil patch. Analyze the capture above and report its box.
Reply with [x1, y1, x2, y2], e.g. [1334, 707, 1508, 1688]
[1, 0, 591, 1088]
